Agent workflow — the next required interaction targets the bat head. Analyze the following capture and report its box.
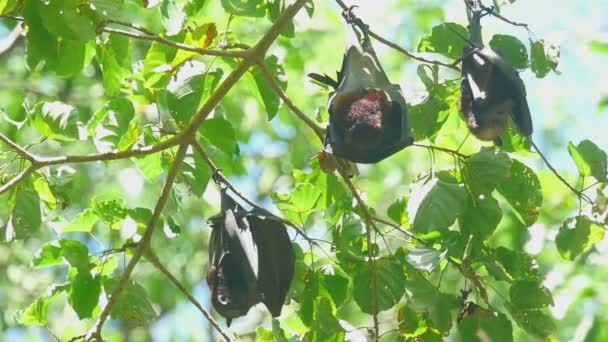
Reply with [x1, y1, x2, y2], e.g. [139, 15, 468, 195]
[207, 254, 257, 325]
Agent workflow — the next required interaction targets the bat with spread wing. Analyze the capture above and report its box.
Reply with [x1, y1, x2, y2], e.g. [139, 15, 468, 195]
[206, 189, 294, 326]
[309, 12, 413, 164]
[459, 1, 533, 146]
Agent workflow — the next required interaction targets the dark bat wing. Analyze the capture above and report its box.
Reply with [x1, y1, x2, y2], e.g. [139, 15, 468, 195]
[206, 190, 261, 325]
[248, 215, 295, 317]
[476, 47, 533, 136]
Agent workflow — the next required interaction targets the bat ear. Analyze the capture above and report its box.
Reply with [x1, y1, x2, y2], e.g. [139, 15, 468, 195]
[226, 318, 232, 327]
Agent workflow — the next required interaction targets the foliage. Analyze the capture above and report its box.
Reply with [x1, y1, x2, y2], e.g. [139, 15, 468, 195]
[0, 0, 606, 341]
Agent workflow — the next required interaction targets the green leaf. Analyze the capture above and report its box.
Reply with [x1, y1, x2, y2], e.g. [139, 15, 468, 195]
[319, 272, 349, 308]
[496, 160, 542, 226]
[23, 0, 58, 70]
[21, 297, 51, 326]
[32, 241, 64, 268]
[459, 195, 503, 239]
[179, 151, 211, 197]
[251, 55, 287, 120]
[462, 147, 512, 196]
[53, 39, 87, 78]
[486, 247, 540, 282]
[387, 197, 408, 226]
[92, 198, 128, 227]
[510, 280, 553, 309]
[530, 40, 559, 78]
[68, 271, 101, 319]
[406, 277, 459, 333]
[257, 319, 290, 342]
[89, 98, 137, 151]
[457, 310, 513, 342]
[272, 183, 322, 226]
[161, 0, 186, 36]
[142, 39, 179, 89]
[302, 297, 345, 342]
[221, 0, 266, 17]
[62, 209, 100, 233]
[489, 35, 528, 69]
[97, 35, 133, 96]
[6, 189, 41, 241]
[568, 140, 608, 182]
[29, 101, 80, 142]
[353, 257, 406, 314]
[408, 173, 467, 233]
[398, 306, 432, 338]
[405, 247, 447, 273]
[556, 216, 605, 260]
[409, 85, 453, 141]
[38, 0, 97, 42]
[499, 125, 533, 154]
[59, 239, 90, 271]
[133, 127, 164, 182]
[104, 278, 158, 326]
[0, 0, 19, 14]
[418, 23, 468, 60]
[33, 177, 57, 206]
[510, 308, 556, 338]
[199, 117, 237, 155]
[332, 214, 366, 263]
[166, 68, 223, 126]
[267, 0, 294, 38]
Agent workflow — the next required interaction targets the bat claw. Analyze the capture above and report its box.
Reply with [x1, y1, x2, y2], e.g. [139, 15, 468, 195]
[341, 5, 368, 35]
[212, 168, 224, 185]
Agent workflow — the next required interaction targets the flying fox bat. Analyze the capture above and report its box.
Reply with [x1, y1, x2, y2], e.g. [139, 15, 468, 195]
[309, 18, 413, 163]
[207, 189, 295, 326]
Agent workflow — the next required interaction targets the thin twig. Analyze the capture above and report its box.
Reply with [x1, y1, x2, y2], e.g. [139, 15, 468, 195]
[371, 217, 428, 245]
[105, 19, 157, 36]
[191, 141, 316, 245]
[337, 169, 380, 341]
[257, 62, 326, 141]
[334, 0, 460, 71]
[0, 132, 36, 161]
[101, 27, 247, 58]
[85, 143, 189, 341]
[144, 249, 234, 342]
[413, 143, 468, 160]
[0, 132, 183, 195]
[532, 141, 593, 205]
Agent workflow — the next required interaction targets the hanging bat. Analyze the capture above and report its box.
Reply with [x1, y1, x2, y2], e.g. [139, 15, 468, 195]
[309, 18, 413, 164]
[207, 189, 260, 326]
[459, 5, 533, 145]
[206, 189, 295, 326]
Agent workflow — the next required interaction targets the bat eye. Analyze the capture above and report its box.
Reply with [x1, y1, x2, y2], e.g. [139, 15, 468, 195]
[218, 294, 231, 305]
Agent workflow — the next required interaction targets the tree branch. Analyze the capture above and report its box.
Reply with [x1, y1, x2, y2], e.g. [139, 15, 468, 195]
[0, 132, 36, 162]
[144, 249, 235, 342]
[334, 0, 460, 71]
[85, 143, 188, 341]
[257, 62, 326, 141]
[336, 169, 380, 340]
[0, 132, 183, 195]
